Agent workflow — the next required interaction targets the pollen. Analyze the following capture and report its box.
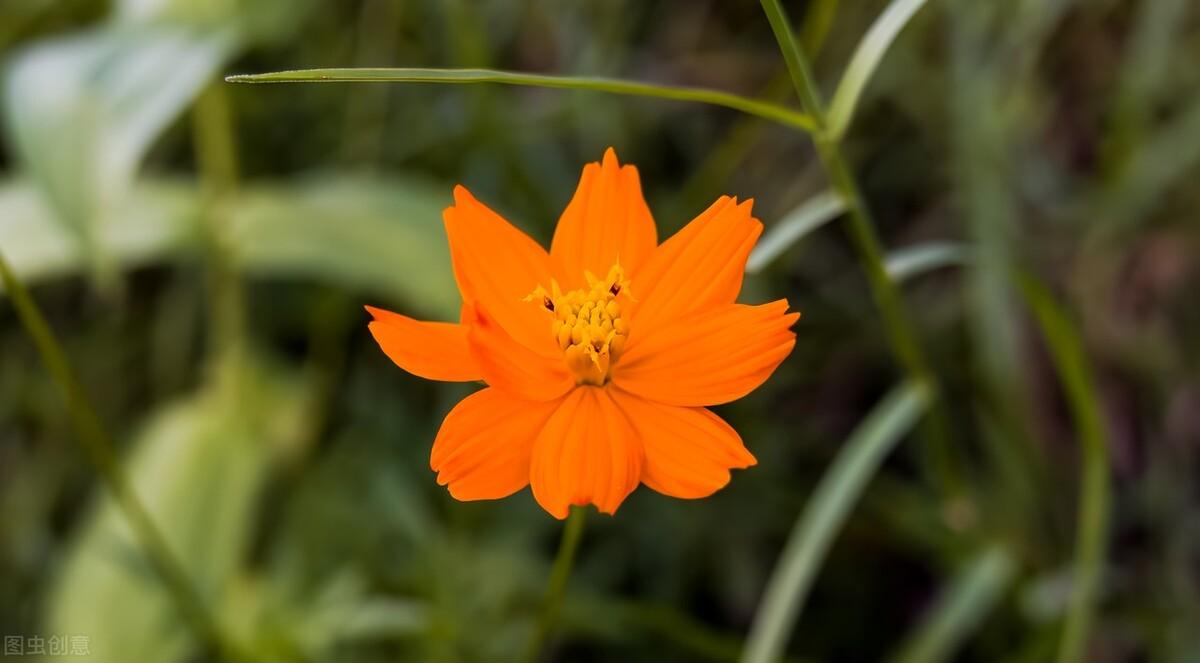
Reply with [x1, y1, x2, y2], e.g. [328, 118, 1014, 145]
[526, 264, 632, 386]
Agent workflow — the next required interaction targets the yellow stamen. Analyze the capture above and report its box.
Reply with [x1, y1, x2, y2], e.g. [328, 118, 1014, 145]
[527, 263, 631, 386]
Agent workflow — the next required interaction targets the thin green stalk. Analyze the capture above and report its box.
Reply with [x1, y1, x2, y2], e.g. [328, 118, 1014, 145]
[741, 380, 932, 663]
[527, 505, 588, 663]
[758, 0, 959, 495]
[225, 68, 817, 134]
[1017, 275, 1110, 663]
[0, 251, 247, 662]
[192, 82, 245, 360]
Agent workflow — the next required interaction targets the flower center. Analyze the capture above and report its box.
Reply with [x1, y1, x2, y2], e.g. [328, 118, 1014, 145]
[526, 264, 631, 386]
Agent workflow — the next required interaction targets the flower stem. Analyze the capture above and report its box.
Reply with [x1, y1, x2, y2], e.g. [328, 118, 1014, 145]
[0, 251, 249, 662]
[758, 0, 962, 498]
[526, 505, 588, 663]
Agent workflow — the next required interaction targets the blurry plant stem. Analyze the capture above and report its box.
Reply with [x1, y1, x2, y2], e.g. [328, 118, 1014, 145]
[758, 0, 963, 500]
[526, 506, 588, 663]
[800, 0, 841, 57]
[1018, 275, 1110, 663]
[193, 82, 246, 365]
[0, 251, 250, 663]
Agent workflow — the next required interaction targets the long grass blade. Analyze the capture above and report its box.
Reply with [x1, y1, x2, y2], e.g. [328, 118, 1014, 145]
[1017, 275, 1110, 663]
[741, 379, 932, 663]
[0, 250, 248, 662]
[889, 545, 1017, 663]
[225, 68, 817, 133]
[826, 0, 929, 141]
[746, 190, 845, 273]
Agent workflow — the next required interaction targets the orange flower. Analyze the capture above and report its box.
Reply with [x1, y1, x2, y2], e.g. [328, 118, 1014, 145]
[367, 148, 798, 518]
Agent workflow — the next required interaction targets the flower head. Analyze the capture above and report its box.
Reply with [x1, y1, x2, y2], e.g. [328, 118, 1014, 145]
[367, 148, 798, 518]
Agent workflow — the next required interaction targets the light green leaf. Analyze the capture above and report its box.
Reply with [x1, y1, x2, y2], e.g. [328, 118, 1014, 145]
[889, 546, 1017, 663]
[1, 27, 234, 274]
[885, 242, 971, 282]
[745, 190, 844, 273]
[826, 0, 929, 141]
[0, 175, 460, 318]
[114, 0, 313, 45]
[741, 379, 932, 663]
[0, 178, 196, 286]
[227, 173, 459, 319]
[225, 68, 818, 133]
[43, 359, 309, 663]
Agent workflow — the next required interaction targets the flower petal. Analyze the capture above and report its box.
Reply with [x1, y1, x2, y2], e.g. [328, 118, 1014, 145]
[613, 300, 798, 406]
[530, 387, 643, 519]
[551, 148, 657, 284]
[443, 185, 559, 355]
[609, 388, 756, 498]
[465, 302, 574, 402]
[431, 388, 561, 501]
[627, 197, 762, 338]
[365, 305, 481, 382]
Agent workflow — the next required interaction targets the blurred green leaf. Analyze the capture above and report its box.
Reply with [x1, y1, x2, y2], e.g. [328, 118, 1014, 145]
[889, 545, 1017, 663]
[115, 0, 314, 45]
[1, 27, 233, 252]
[742, 379, 932, 663]
[43, 358, 309, 662]
[826, 0, 929, 141]
[746, 190, 844, 273]
[230, 570, 429, 660]
[0, 178, 196, 285]
[229, 173, 459, 319]
[885, 242, 971, 282]
[0, 175, 460, 317]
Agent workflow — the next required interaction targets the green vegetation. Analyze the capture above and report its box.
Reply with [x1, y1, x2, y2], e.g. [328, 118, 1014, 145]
[2, 1, 1197, 661]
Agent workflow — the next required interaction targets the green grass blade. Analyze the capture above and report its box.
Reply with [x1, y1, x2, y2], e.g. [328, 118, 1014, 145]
[746, 190, 845, 273]
[889, 546, 1017, 663]
[225, 68, 817, 133]
[885, 242, 971, 282]
[741, 379, 933, 663]
[0, 250, 249, 662]
[1017, 275, 1110, 663]
[826, 0, 929, 141]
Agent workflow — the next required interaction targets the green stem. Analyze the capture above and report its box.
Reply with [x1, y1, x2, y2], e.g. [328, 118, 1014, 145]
[758, 0, 960, 497]
[1017, 275, 1110, 663]
[192, 82, 246, 361]
[526, 506, 589, 663]
[226, 68, 818, 134]
[0, 251, 248, 662]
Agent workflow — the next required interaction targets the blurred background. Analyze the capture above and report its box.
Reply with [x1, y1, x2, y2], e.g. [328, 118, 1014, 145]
[1, 0, 1199, 661]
